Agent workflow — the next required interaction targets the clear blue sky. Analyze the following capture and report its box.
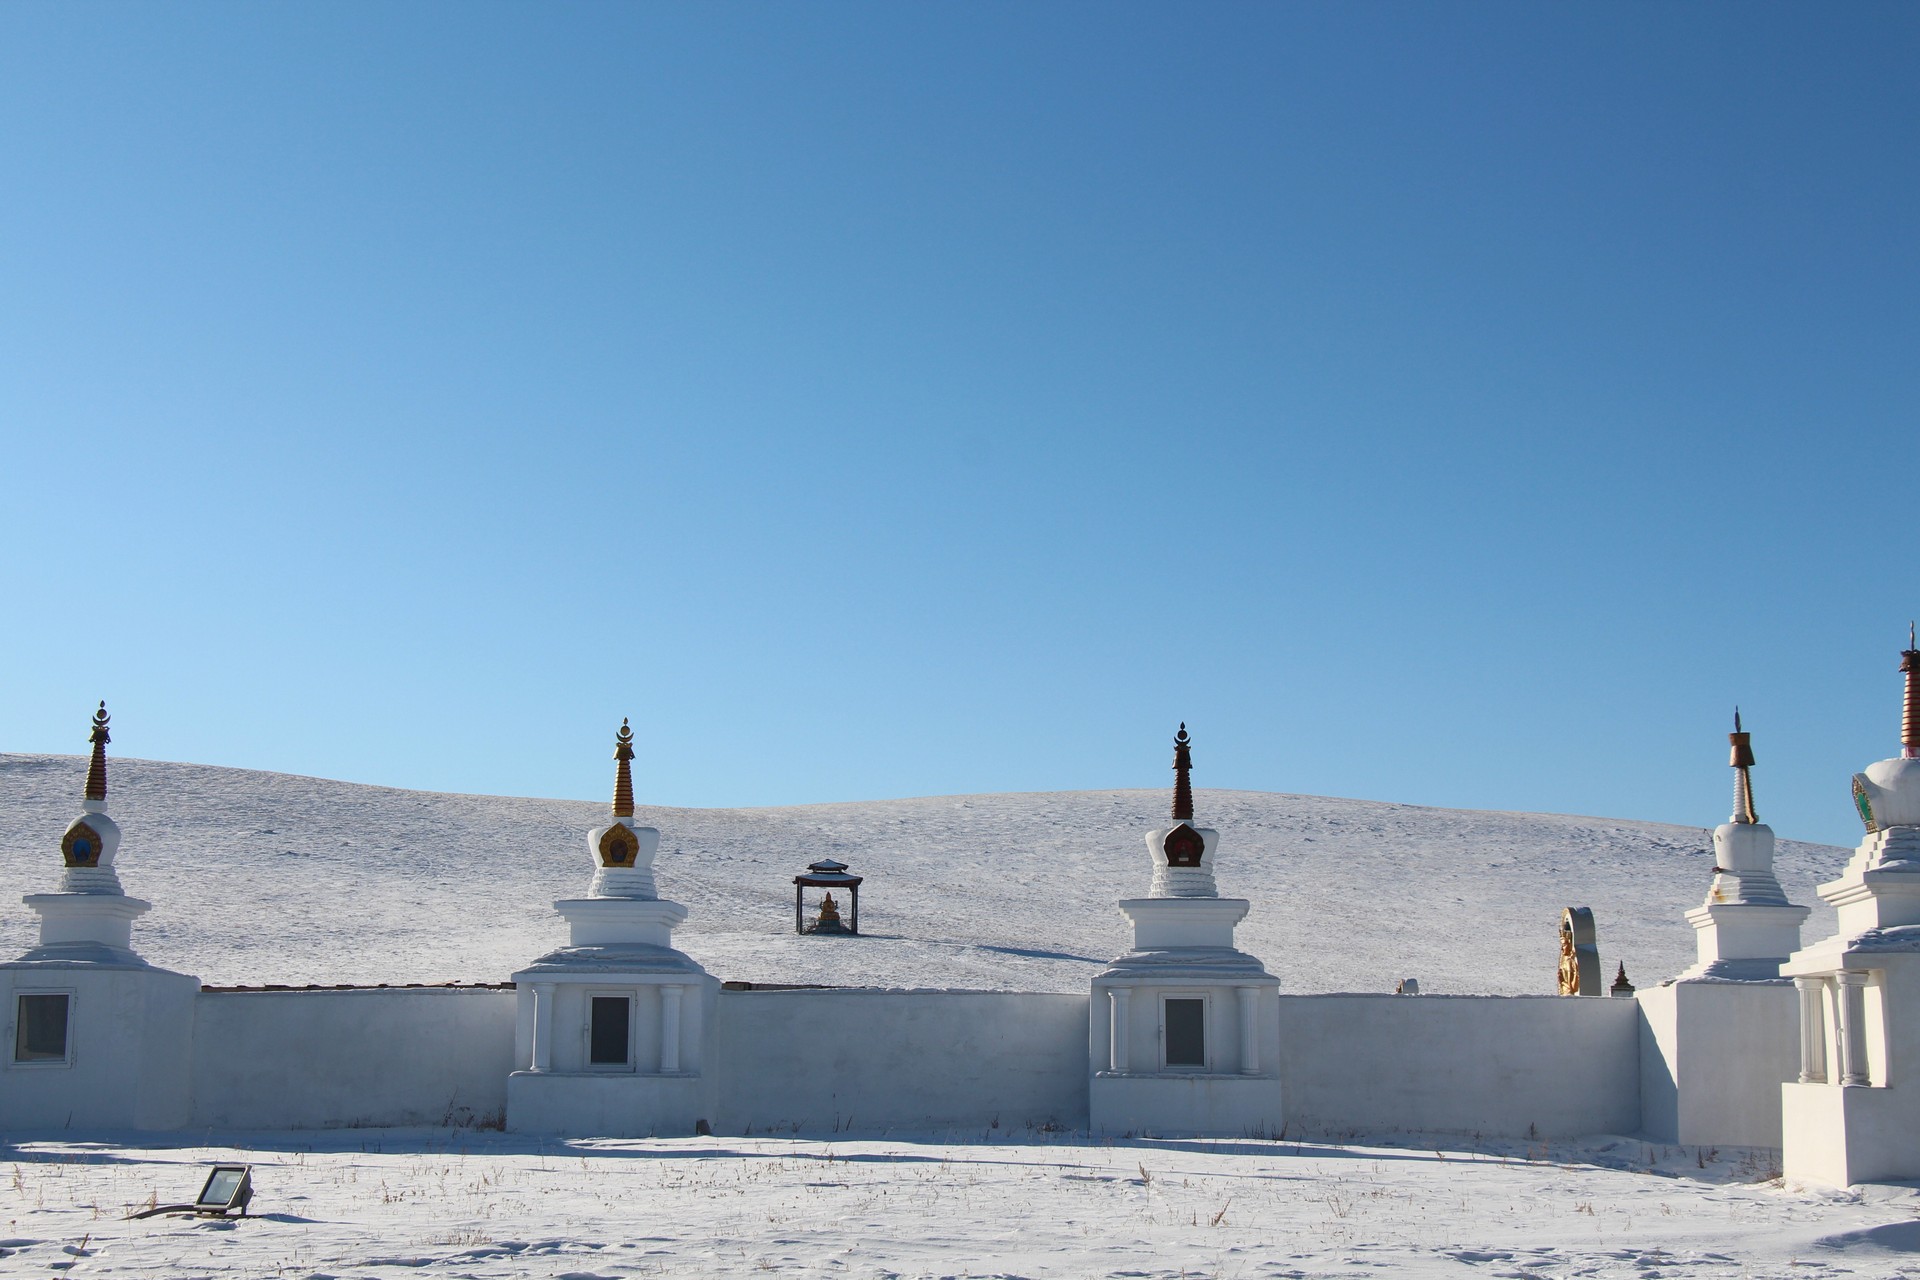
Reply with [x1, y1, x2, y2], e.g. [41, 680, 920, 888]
[2, 3, 1914, 847]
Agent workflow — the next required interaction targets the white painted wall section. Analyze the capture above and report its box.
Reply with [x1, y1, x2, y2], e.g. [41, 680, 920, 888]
[1637, 980, 1798, 1148]
[192, 988, 517, 1129]
[1276, 995, 1641, 1139]
[714, 990, 1089, 1134]
[0, 964, 198, 1131]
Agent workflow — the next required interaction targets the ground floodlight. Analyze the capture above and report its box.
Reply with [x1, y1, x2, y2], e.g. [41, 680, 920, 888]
[131, 1163, 255, 1220]
[195, 1165, 252, 1216]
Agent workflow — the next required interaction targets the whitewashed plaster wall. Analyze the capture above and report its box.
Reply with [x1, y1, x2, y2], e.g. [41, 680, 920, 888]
[0, 984, 1715, 1140]
[712, 990, 1090, 1135]
[0, 966, 198, 1131]
[191, 988, 516, 1129]
[1275, 995, 1642, 1140]
[1637, 981, 1797, 1149]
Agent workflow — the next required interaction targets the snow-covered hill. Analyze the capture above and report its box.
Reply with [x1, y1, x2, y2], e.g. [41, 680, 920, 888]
[0, 755, 1851, 995]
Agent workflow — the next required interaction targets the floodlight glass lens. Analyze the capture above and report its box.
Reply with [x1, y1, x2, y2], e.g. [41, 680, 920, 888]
[203, 1170, 243, 1206]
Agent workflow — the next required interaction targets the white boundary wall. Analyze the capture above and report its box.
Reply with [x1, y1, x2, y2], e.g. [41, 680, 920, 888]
[712, 989, 1090, 1134]
[192, 988, 517, 1129]
[1276, 995, 1642, 1140]
[7, 985, 1664, 1139]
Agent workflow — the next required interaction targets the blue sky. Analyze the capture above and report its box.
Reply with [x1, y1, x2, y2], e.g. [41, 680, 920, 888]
[2, 3, 1914, 847]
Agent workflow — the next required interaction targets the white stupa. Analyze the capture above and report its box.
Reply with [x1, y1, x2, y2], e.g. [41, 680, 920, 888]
[1089, 725, 1281, 1136]
[507, 719, 717, 1136]
[1675, 710, 1809, 981]
[552, 717, 687, 949]
[1639, 709, 1811, 1148]
[1782, 628, 1920, 1185]
[20, 704, 153, 966]
[0, 704, 198, 1130]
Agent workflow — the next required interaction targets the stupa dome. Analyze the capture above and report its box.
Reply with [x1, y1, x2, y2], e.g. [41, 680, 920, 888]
[1855, 756, 1920, 832]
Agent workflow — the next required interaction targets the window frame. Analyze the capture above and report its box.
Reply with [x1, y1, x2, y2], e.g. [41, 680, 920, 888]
[1159, 992, 1210, 1072]
[11, 989, 75, 1069]
[584, 990, 636, 1072]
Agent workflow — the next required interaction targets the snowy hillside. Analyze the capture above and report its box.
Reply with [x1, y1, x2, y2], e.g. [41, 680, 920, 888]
[0, 755, 1851, 995]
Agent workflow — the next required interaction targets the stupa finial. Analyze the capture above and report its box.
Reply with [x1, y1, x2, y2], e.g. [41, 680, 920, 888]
[612, 718, 636, 818]
[84, 702, 110, 803]
[1171, 723, 1193, 821]
[1729, 706, 1757, 825]
[1902, 622, 1918, 760]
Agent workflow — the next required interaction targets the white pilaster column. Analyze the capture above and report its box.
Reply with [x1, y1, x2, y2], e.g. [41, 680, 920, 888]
[1837, 971, 1871, 1087]
[1109, 988, 1132, 1073]
[1794, 976, 1828, 1084]
[531, 982, 556, 1073]
[681, 981, 703, 1073]
[1236, 985, 1260, 1075]
[660, 984, 684, 1073]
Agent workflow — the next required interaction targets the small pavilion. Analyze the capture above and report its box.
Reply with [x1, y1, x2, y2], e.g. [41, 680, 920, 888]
[794, 860, 862, 935]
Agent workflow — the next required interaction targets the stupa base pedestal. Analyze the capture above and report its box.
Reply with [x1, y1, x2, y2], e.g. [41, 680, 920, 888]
[1091, 1071, 1282, 1138]
[508, 1069, 714, 1138]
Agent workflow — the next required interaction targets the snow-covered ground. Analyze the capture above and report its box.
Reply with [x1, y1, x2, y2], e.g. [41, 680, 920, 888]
[0, 755, 1849, 995]
[4, 1130, 1917, 1279]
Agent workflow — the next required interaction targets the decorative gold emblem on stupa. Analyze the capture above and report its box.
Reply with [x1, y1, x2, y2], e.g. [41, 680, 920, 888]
[598, 825, 638, 867]
[62, 822, 104, 867]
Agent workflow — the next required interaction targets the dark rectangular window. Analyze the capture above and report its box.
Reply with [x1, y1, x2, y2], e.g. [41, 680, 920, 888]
[1164, 998, 1205, 1068]
[15, 994, 69, 1063]
[589, 996, 631, 1066]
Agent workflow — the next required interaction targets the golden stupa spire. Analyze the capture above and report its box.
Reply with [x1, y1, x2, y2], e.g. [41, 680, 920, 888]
[1171, 723, 1194, 822]
[84, 702, 110, 803]
[1728, 707, 1757, 825]
[1902, 621, 1918, 761]
[612, 718, 636, 818]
